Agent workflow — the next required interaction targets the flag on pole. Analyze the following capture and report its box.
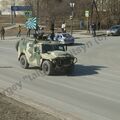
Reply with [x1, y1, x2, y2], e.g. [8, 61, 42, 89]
[25, 17, 37, 29]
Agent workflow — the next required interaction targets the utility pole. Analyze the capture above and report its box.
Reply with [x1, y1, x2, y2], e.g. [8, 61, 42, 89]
[85, 10, 90, 32]
[70, 2, 75, 35]
[36, 0, 39, 25]
[11, 0, 16, 24]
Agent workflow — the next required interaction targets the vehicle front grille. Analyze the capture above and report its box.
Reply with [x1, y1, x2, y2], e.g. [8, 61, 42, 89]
[56, 57, 72, 66]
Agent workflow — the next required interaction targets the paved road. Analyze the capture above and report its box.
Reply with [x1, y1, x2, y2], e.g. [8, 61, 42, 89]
[0, 36, 120, 120]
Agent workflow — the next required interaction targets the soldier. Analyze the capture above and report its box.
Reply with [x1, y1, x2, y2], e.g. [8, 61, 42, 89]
[61, 21, 66, 33]
[17, 25, 22, 37]
[91, 23, 96, 37]
[0, 26, 5, 40]
[50, 20, 55, 41]
[50, 31, 55, 41]
[50, 22, 55, 34]
[27, 28, 31, 37]
[98, 21, 100, 30]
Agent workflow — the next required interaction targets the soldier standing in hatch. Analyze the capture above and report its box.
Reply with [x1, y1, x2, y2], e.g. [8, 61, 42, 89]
[0, 26, 5, 40]
[27, 28, 31, 37]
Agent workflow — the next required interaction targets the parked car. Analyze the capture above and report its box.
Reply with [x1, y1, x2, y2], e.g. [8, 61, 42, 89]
[106, 25, 120, 36]
[48, 33, 75, 44]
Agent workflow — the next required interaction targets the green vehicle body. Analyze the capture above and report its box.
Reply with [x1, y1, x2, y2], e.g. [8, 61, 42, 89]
[17, 38, 77, 75]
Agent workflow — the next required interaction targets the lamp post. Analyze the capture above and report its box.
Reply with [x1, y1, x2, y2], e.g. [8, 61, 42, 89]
[70, 2, 75, 35]
[11, 0, 16, 24]
[36, 0, 39, 23]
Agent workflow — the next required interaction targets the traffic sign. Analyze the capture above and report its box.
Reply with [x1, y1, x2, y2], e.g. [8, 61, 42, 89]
[24, 11, 32, 18]
[25, 17, 37, 29]
[11, 6, 32, 11]
[85, 10, 89, 17]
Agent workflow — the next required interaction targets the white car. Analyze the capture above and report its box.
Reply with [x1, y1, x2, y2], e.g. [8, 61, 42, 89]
[106, 25, 120, 36]
[48, 33, 75, 44]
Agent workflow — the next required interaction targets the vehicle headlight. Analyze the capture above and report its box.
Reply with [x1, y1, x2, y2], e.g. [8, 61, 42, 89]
[111, 29, 117, 33]
[52, 59, 57, 64]
[106, 30, 110, 34]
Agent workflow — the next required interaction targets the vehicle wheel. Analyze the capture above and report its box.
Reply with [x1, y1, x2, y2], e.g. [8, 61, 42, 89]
[15, 41, 20, 52]
[42, 60, 54, 75]
[20, 55, 29, 69]
[66, 65, 74, 74]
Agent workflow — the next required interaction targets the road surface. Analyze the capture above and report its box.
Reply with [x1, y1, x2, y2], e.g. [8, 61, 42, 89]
[0, 36, 120, 120]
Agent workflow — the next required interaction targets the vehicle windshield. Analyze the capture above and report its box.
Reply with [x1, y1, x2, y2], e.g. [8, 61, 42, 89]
[42, 44, 65, 53]
[111, 26, 120, 30]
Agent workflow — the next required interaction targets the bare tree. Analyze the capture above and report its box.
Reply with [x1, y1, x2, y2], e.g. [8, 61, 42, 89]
[96, 0, 120, 27]
[25, 0, 120, 28]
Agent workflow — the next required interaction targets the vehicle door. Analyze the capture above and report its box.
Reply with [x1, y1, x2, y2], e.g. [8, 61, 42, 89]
[33, 45, 42, 66]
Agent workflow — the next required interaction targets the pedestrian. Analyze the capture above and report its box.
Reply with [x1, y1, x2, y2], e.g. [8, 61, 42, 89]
[50, 22, 55, 34]
[0, 26, 5, 40]
[98, 21, 100, 30]
[27, 28, 31, 37]
[91, 23, 96, 37]
[80, 20, 84, 30]
[61, 21, 66, 33]
[50, 31, 55, 41]
[89, 24, 92, 34]
[17, 25, 21, 37]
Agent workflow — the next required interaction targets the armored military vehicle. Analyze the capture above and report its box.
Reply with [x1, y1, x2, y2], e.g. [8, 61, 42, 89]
[16, 38, 77, 75]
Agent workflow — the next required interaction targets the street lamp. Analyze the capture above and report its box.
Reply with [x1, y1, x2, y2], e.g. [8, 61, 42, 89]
[36, 0, 39, 23]
[70, 2, 75, 35]
[11, 0, 16, 24]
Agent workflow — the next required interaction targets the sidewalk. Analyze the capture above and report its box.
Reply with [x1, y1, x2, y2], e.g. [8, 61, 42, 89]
[5, 23, 25, 30]
[73, 30, 107, 38]
[3, 24, 107, 39]
[0, 36, 23, 41]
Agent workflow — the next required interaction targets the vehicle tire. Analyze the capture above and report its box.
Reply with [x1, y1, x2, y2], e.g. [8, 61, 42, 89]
[65, 65, 74, 74]
[42, 60, 54, 75]
[15, 41, 20, 52]
[20, 55, 29, 69]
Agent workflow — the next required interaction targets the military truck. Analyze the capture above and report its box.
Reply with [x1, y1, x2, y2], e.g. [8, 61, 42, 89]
[16, 38, 77, 75]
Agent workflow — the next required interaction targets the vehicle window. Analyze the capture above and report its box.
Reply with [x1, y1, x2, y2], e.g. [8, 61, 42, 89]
[111, 26, 120, 29]
[59, 35, 62, 39]
[42, 44, 65, 53]
[58, 46, 64, 51]
[63, 34, 71, 38]
[34, 47, 40, 53]
[56, 35, 59, 40]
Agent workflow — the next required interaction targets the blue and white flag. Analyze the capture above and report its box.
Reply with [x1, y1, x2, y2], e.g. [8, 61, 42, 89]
[25, 17, 37, 29]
